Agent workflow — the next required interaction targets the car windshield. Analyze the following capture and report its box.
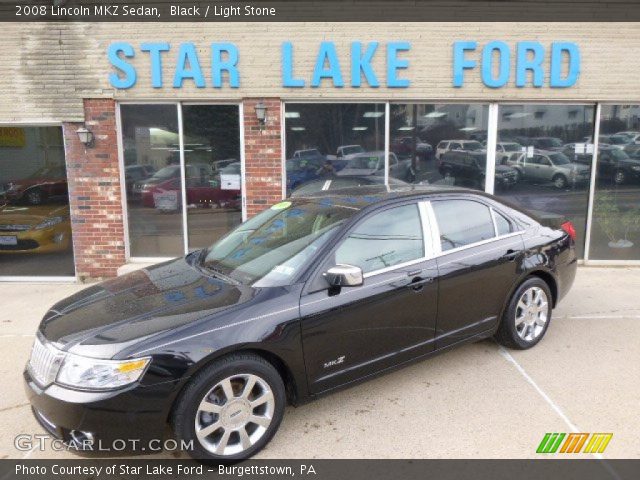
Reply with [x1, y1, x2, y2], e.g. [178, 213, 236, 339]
[342, 146, 365, 155]
[549, 153, 571, 165]
[609, 149, 630, 160]
[151, 165, 180, 179]
[200, 201, 356, 287]
[30, 166, 65, 178]
[297, 150, 321, 159]
[286, 159, 321, 172]
[538, 138, 563, 148]
[347, 154, 382, 170]
[220, 163, 241, 174]
[607, 135, 630, 145]
[502, 143, 522, 152]
[461, 141, 483, 151]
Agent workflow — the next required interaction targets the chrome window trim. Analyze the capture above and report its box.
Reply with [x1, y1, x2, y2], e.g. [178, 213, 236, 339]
[418, 201, 436, 259]
[339, 198, 526, 282]
[424, 201, 443, 256]
[490, 207, 500, 236]
[427, 199, 524, 257]
[357, 202, 430, 279]
[362, 256, 433, 279]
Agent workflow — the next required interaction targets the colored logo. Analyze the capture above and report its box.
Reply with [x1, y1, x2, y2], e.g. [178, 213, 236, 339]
[536, 433, 613, 454]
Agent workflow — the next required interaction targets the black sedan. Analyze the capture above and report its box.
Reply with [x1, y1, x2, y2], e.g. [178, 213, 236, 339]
[24, 186, 577, 461]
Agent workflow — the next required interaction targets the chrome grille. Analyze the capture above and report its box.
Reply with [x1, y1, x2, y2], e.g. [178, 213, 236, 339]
[28, 336, 65, 387]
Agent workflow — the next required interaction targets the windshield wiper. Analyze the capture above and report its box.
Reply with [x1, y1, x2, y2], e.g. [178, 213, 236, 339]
[200, 263, 240, 285]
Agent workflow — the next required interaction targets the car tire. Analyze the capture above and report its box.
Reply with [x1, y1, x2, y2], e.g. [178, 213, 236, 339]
[495, 277, 553, 350]
[172, 353, 286, 462]
[25, 188, 44, 205]
[613, 170, 627, 185]
[552, 174, 567, 189]
[513, 170, 521, 183]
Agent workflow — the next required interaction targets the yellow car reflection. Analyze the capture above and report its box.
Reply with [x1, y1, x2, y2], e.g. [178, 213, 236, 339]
[0, 204, 71, 254]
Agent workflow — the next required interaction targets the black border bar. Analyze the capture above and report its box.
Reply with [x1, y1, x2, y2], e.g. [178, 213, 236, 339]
[2, 0, 640, 22]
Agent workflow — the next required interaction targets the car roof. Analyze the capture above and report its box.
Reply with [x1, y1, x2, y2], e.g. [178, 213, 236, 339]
[289, 184, 483, 210]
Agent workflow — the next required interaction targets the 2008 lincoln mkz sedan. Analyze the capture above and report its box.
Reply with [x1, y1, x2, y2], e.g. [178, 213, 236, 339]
[25, 186, 577, 460]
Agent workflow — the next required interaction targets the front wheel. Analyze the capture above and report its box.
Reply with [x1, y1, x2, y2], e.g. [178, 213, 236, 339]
[172, 353, 285, 461]
[25, 188, 44, 205]
[495, 277, 552, 350]
[553, 174, 568, 189]
[613, 170, 627, 185]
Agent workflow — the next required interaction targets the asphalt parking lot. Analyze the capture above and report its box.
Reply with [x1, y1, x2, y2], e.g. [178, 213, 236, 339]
[0, 266, 638, 459]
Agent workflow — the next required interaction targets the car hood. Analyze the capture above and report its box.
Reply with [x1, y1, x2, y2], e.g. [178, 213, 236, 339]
[495, 165, 515, 175]
[556, 163, 590, 173]
[0, 204, 69, 226]
[39, 256, 254, 356]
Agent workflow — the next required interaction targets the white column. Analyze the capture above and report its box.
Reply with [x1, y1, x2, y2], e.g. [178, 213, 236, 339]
[484, 103, 499, 194]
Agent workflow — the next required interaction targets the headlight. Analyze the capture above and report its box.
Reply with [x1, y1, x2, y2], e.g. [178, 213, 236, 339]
[56, 354, 151, 390]
[631, 166, 640, 171]
[34, 216, 64, 230]
[7, 183, 21, 191]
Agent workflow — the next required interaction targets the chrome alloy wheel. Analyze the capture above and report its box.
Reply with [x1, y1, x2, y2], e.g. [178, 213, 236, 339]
[515, 286, 549, 342]
[194, 374, 275, 456]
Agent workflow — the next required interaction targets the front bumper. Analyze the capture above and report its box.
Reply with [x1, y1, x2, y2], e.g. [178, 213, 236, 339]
[0, 224, 71, 254]
[23, 368, 178, 451]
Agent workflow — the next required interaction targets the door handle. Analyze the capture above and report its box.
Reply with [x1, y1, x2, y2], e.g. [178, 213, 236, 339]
[407, 276, 433, 291]
[502, 249, 519, 261]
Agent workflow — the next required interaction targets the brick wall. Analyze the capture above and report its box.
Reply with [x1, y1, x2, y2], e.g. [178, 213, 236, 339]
[243, 98, 284, 218]
[63, 99, 125, 281]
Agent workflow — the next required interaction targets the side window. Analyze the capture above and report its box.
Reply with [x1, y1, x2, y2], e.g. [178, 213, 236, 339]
[335, 204, 424, 274]
[493, 209, 513, 236]
[432, 200, 495, 251]
[450, 142, 461, 150]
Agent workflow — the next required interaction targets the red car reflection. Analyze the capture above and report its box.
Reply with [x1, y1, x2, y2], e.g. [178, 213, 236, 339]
[3, 166, 68, 205]
[133, 164, 241, 210]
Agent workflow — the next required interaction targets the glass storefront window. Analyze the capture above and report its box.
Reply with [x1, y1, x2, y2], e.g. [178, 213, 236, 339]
[284, 103, 385, 197]
[589, 105, 640, 260]
[182, 105, 242, 251]
[493, 104, 595, 257]
[0, 126, 74, 276]
[121, 104, 183, 257]
[389, 104, 489, 191]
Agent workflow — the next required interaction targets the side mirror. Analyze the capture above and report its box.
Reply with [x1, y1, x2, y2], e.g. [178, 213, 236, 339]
[323, 264, 363, 287]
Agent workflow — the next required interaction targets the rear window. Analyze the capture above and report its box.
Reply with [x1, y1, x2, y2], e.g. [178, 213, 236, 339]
[493, 210, 513, 236]
[432, 200, 495, 251]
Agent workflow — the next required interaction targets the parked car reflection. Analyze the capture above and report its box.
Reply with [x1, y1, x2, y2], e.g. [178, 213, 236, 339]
[439, 150, 518, 190]
[0, 203, 71, 254]
[337, 151, 416, 182]
[563, 143, 640, 185]
[1, 166, 67, 205]
[290, 175, 410, 197]
[131, 164, 240, 210]
[504, 150, 590, 189]
[391, 136, 433, 161]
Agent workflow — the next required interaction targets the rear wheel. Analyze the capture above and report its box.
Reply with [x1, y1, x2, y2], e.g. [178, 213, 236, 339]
[172, 353, 285, 461]
[495, 277, 552, 350]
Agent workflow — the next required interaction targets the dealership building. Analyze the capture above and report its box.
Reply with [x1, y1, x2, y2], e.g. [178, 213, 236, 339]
[1, 22, 640, 281]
